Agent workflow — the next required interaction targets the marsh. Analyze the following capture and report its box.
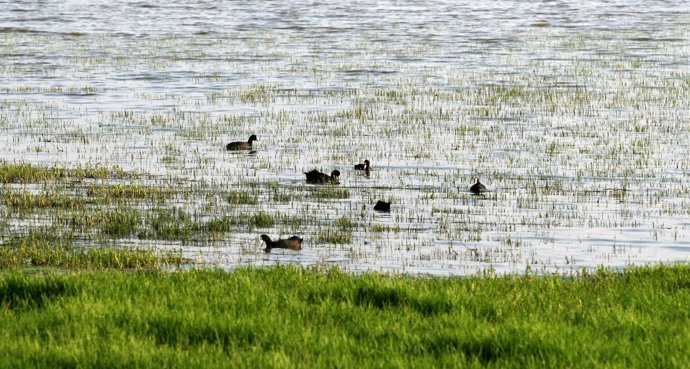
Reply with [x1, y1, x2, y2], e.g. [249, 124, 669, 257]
[0, 0, 688, 276]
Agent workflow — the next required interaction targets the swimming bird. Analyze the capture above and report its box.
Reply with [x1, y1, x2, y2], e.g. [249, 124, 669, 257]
[469, 177, 487, 194]
[373, 200, 391, 212]
[226, 134, 258, 150]
[304, 169, 340, 184]
[354, 160, 370, 171]
[261, 234, 303, 253]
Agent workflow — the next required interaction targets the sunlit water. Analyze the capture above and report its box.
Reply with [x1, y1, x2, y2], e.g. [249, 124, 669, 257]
[1, 0, 689, 275]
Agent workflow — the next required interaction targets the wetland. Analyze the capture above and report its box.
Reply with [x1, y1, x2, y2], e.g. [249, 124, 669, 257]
[1, 0, 690, 276]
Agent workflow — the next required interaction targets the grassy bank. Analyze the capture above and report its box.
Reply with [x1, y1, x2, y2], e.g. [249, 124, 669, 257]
[1, 265, 689, 368]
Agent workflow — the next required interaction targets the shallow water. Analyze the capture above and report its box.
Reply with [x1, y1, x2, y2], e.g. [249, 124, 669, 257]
[1, 0, 689, 275]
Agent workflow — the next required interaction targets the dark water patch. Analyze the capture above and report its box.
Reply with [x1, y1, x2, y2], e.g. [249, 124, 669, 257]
[0, 27, 42, 34]
[133, 2, 159, 9]
[342, 69, 397, 76]
[664, 246, 690, 253]
[530, 22, 551, 27]
[270, 24, 306, 31]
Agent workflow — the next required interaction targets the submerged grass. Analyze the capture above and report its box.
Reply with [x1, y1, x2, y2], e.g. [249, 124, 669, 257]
[226, 190, 259, 205]
[1, 189, 85, 212]
[0, 226, 183, 270]
[0, 244, 181, 270]
[317, 216, 355, 244]
[86, 183, 170, 201]
[0, 161, 130, 183]
[0, 244, 182, 272]
[55, 207, 280, 242]
[0, 264, 688, 368]
[310, 186, 350, 199]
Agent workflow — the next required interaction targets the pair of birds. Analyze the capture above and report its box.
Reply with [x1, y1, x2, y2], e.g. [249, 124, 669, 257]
[304, 159, 370, 184]
[226, 135, 366, 185]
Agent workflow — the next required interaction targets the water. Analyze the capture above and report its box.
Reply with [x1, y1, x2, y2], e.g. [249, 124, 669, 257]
[1, 0, 689, 275]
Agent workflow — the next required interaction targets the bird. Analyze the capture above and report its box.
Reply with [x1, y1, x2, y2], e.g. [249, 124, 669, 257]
[469, 177, 487, 194]
[304, 169, 340, 184]
[373, 200, 391, 212]
[226, 134, 258, 150]
[261, 234, 303, 253]
[354, 160, 370, 171]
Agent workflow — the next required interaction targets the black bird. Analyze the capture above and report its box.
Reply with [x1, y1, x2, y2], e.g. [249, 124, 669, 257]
[261, 234, 303, 253]
[373, 200, 391, 212]
[354, 160, 370, 171]
[304, 169, 340, 184]
[469, 177, 487, 194]
[226, 134, 258, 150]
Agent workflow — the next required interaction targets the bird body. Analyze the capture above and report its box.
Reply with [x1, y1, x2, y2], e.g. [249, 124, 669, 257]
[226, 134, 258, 150]
[469, 177, 487, 194]
[261, 234, 303, 253]
[354, 160, 370, 171]
[304, 169, 340, 184]
[373, 200, 391, 212]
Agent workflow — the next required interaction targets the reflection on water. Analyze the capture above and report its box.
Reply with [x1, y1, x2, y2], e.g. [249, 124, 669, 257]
[1, 0, 689, 275]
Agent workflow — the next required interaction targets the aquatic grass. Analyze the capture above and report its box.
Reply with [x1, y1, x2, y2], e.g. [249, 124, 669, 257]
[86, 183, 170, 201]
[2, 227, 75, 250]
[270, 186, 293, 203]
[316, 228, 353, 244]
[0, 161, 131, 184]
[140, 208, 193, 241]
[246, 212, 275, 229]
[1, 189, 85, 212]
[50, 204, 286, 243]
[0, 244, 182, 270]
[335, 216, 355, 229]
[0, 162, 67, 183]
[226, 190, 258, 205]
[0, 226, 182, 270]
[317, 216, 355, 244]
[0, 264, 688, 368]
[310, 186, 350, 199]
[64, 207, 142, 239]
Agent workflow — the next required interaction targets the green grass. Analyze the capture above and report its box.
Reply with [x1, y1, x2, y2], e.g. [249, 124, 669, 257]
[0, 264, 688, 368]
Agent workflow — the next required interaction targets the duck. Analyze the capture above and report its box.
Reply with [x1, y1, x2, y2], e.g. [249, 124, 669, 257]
[469, 177, 487, 194]
[373, 200, 391, 212]
[226, 134, 258, 151]
[261, 234, 303, 253]
[354, 160, 370, 171]
[304, 169, 340, 184]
